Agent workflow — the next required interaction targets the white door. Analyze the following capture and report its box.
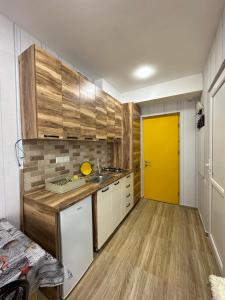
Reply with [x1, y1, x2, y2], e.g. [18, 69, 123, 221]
[209, 72, 225, 274]
[60, 196, 93, 299]
[112, 180, 122, 230]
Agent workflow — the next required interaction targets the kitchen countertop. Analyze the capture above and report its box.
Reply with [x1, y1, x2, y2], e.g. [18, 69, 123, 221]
[24, 170, 133, 213]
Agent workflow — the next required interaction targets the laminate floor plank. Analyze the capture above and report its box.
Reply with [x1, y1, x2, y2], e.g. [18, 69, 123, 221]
[68, 199, 219, 300]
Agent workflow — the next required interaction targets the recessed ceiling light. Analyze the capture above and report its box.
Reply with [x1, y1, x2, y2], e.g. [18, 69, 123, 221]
[133, 65, 156, 79]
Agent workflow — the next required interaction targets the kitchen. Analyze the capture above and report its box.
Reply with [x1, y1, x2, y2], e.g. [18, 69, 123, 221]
[0, 1, 225, 299]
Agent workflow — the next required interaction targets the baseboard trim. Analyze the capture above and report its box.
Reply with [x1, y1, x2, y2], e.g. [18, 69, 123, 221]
[197, 208, 209, 235]
[209, 233, 223, 274]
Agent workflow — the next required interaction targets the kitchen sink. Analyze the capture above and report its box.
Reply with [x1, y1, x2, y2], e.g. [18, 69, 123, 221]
[86, 174, 113, 183]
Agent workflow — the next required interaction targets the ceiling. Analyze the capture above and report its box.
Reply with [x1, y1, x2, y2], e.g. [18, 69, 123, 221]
[0, 0, 224, 92]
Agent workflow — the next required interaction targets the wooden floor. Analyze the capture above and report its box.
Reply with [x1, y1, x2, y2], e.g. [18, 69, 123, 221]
[66, 199, 219, 300]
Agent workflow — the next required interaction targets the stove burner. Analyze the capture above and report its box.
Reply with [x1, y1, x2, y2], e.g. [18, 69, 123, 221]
[102, 167, 126, 173]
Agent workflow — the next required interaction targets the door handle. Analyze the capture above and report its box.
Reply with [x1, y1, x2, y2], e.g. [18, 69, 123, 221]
[144, 160, 151, 167]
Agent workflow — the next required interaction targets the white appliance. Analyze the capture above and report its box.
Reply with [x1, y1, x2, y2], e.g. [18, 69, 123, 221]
[60, 196, 93, 299]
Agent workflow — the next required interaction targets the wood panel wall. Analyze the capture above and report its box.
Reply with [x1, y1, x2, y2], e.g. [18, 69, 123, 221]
[122, 103, 141, 203]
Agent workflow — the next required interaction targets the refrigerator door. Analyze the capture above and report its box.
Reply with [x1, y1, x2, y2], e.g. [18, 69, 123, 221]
[60, 196, 93, 299]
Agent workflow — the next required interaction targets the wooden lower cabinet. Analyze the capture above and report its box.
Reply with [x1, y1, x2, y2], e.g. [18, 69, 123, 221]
[94, 173, 133, 250]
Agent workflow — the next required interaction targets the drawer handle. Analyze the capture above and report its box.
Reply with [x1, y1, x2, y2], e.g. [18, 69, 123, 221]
[77, 206, 82, 210]
[44, 134, 59, 138]
[126, 175, 130, 178]
[67, 136, 78, 140]
[114, 181, 120, 186]
[126, 193, 130, 198]
[102, 187, 109, 193]
[126, 184, 130, 188]
[126, 203, 131, 208]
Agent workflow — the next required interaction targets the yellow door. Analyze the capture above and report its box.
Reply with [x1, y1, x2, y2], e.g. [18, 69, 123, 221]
[143, 114, 179, 204]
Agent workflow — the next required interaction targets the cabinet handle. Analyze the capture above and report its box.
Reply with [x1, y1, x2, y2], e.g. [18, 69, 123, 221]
[85, 137, 94, 140]
[126, 175, 130, 178]
[77, 206, 82, 210]
[44, 134, 59, 138]
[126, 193, 130, 198]
[126, 184, 130, 188]
[98, 138, 106, 141]
[114, 181, 120, 186]
[102, 187, 109, 193]
[67, 136, 78, 140]
[126, 203, 131, 207]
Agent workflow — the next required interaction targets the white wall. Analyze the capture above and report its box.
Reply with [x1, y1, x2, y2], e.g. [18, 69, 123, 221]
[197, 7, 225, 233]
[121, 74, 202, 103]
[141, 98, 197, 207]
[0, 13, 94, 227]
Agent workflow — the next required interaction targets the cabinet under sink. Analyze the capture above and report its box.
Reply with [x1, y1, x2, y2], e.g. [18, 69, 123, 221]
[93, 173, 134, 250]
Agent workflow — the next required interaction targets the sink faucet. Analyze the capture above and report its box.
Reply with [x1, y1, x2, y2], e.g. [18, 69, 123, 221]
[97, 158, 101, 175]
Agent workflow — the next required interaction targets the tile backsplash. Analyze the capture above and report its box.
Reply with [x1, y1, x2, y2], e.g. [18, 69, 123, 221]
[23, 140, 113, 192]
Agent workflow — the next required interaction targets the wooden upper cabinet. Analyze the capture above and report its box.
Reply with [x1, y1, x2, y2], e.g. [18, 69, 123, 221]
[114, 100, 122, 139]
[62, 64, 80, 140]
[80, 75, 96, 139]
[107, 94, 115, 139]
[95, 87, 107, 140]
[19, 45, 63, 139]
[35, 47, 63, 139]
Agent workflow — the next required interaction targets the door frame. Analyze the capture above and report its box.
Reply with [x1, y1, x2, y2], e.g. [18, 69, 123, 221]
[208, 67, 225, 273]
[141, 112, 181, 204]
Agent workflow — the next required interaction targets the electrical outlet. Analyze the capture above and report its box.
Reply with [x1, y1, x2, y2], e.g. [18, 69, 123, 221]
[64, 156, 70, 163]
[56, 157, 64, 164]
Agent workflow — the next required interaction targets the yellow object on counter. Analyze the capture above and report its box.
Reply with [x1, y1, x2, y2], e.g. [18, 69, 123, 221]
[80, 161, 93, 176]
[72, 175, 79, 181]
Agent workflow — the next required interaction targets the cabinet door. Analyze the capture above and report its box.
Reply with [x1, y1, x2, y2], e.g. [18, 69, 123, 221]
[62, 64, 80, 139]
[35, 47, 63, 139]
[107, 94, 115, 139]
[60, 196, 93, 299]
[115, 100, 122, 139]
[80, 75, 96, 139]
[122, 173, 134, 217]
[111, 180, 122, 230]
[95, 87, 107, 140]
[97, 185, 112, 249]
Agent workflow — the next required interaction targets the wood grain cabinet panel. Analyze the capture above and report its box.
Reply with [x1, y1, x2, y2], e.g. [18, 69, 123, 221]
[62, 64, 80, 139]
[95, 87, 107, 140]
[115, 100, 122, 139]
[107, 94, 115, 139]
[35, 47, 63, 139]
[80, 75, 96, 139]
[19, 44, 63, 139]
[122, 103, 141, 204]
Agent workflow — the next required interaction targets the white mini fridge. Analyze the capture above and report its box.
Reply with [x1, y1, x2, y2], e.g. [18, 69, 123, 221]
[60, 196, 93, 299]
